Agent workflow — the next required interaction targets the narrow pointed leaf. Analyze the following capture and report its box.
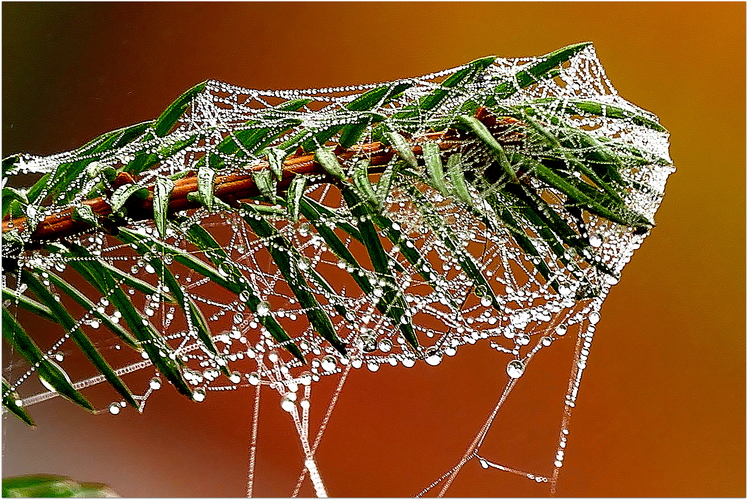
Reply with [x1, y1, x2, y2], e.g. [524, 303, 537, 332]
[457, 114, 519, 184]
[2, 378, 35, 427]
[340, 185, 418, 348]
[109, 183, 149, 215]
[2, 308, 94, 411]
[267, 147, 287, 180]
[2, 288, 56, 323]
[401, 180, 502, 313]
[384, 130, 418, 168]
[446, 153, 473, 205]
[252, 168, 277, 203]
[242, 209, 347, 355]
[154, 81, 207, 137]
[422, 142, 449, 196]
[22, 270, 138, 409]
[153, 177, 174, 238]
[314, 147, 346, 180]
[197, 166, 216, 210]
[43, 271, 140, 350]
[286, 175, 307, 223]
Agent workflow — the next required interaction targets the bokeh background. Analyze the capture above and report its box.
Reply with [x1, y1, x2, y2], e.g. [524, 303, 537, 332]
[2, 2, 744, 497]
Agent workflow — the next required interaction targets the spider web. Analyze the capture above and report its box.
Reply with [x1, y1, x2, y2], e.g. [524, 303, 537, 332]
[2, 44, 673, 496]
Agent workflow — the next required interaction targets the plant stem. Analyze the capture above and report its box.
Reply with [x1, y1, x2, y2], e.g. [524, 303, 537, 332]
[2, 114, 519, 246]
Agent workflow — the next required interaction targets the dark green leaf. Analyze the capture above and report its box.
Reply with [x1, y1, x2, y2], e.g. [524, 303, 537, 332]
[2, 378, 35, 427]
[153, 177, 174, 238]
[2, 308, 94, 411]
[154, 81, 208, 137]
[22, 270, 138, 409]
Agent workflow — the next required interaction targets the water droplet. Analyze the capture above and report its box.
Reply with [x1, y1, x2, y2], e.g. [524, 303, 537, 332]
[300, 399, 311, 410]
[358, 335, 377, 353]
[555, 325, 567, 336]
[479, 458, 489, 469]
[320, 356, 337, 372]
[108, 403, 121, 415]
[425, 348, 442, 366]
[54, 353, 64, 362]
[281, 395, 295, 412]
[218, 263, 231, 277]
[233, 313, 244, 324]
[507, 359, 525, 379]
[149, 377, 162, 390]
[444, 346, 457, 356]
[589, 234, 603, 247]
[248, 372, 260, 385]
[299, 372, 312, 386]
[378, 339, 392, 353]
[367, 362, 379, 372]
[145, 264, 156, 274]
[401, 357, 416, 368]
[193, 389, 206, 402]
[516, 334, 531, 346]
[256, 301, 271, 317]
[229, 372, 241, 384]
[239, 290, 251, 303]
[480, 297, 492, 307]
[589, 311, 601, 324]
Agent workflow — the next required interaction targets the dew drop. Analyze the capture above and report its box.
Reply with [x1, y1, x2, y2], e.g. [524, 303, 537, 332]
[281, 395, 295, 412]
[589, 234, 603, 247]
[145, 264, 156, 274]
[149, 377, 162, 390]
[507, 359, 525, 379]
[239, 290, 251, 303]
[54, 353, 64, 362]
[233, 313, 244, 324]
[589, 311, 601, 324]
[248, 372, 260, 385]
[377, 339, 392, 353]
[320, 356, 337, 372]
[108, 403, 121, 415]
[193, 389, 206, 402]
[256, 301, 271, 317]
[425, 348, 442, 366]
[229, 371, 242, 384]
[555, 325, 567, 336]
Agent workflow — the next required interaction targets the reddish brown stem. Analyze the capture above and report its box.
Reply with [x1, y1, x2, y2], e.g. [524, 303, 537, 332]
[2, 113, 520, 246]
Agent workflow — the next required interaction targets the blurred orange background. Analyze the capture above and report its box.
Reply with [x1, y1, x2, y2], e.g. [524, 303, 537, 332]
[2, 2, 745, 497]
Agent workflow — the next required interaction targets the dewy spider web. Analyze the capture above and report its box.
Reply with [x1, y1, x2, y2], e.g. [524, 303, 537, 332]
[2, 43, 673, 496]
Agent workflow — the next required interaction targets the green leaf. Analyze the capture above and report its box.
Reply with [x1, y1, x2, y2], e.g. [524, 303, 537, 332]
[314, 147, 346, 180]
[2, 308, 94, 411]
[456, 115, 519, 184]
[43, 271, 140, 350]
[352, 160, 378, 208]
[2, 474, 118, 498]
[493, 42, 591, 100]
[197, 166, 216, 210]
[2, 287, 56, 323]
[422, 142, 449, 196]
[401, 180, 503, 313]
[383, 130, 418, 168]
[71, 205, 99, 228]
[154, 81, 207, 137]
[252, 168, 278, 203]
[340, 185, 418, 349]
[267, 147, 287, 181]
[562, 99, 666, 132]
[65, 250, 192, 399]
[21, 270, 138, 409]
[178, 222, 306, 362]
[446, 153, 473, 205]
[374, 161, 400, 209]
[2, 378, 35, 427]
[420, 55, 496, 112]
[108, 183, 149, 215]
[540, 161, 650, 228]
[286, 175, 307, 223]
[153, 177, 175, 238]
[2, 187, 28, 219]
[242, 209, 347, 355]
